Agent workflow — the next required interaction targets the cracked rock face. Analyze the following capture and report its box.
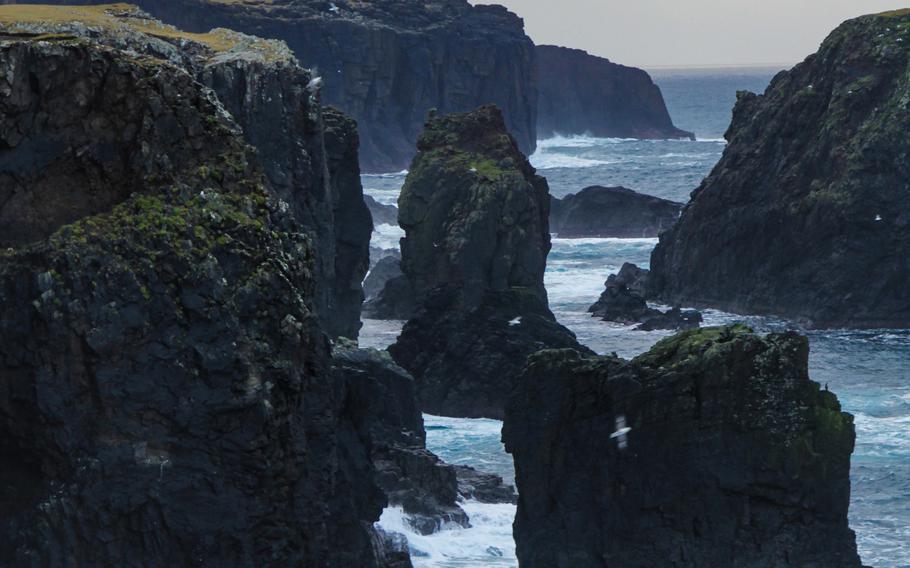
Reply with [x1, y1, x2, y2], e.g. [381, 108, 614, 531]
[0, 7, 392, 565]
[649, 10, 910, 329]
[504, 325, 863, 568]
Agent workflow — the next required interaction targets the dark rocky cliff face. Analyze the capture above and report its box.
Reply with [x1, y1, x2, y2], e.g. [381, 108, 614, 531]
[27, 0, 540, 173]
[536, 45, 693, 140]
[504, 326, 863, 568]
[388, 106, 588, 419]
[0, 7, 394, 565]
[649, 10, 910, 329]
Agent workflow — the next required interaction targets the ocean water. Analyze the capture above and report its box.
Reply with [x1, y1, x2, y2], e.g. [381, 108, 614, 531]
[364, 67, 909, 567]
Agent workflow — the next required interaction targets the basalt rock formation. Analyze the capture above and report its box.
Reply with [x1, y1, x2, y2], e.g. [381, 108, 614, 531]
[0, 6, 398, 565]
[26, 0, 540, 173]
[388, 106, 588, 419]
[550, 185, 683, 238]
[649, 10, 910, 329]
[589, 263, 702, 331]
[504, 325, 864, 567]
[536, 45, 693, 140]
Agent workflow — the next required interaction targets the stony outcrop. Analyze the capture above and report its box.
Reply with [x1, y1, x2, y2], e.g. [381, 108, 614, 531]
[504, 325, 864, 567]
[589, 263, 702, 330]
[29, 0, 540, 173]
[0, 6, 397, 565]
[365, 195, 399, 227]
[649, 10, 910, 329]
[388, 106, 588, 419]
[536, 45, 693, 140]
[550, 186, 683, 238]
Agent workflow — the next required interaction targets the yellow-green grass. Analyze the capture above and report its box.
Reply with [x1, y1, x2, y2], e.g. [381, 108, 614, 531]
[0, 3, 268, 53]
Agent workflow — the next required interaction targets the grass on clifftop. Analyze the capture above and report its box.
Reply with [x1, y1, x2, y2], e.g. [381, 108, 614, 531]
[0, 3, 278, 54]
[878, 8, 910, 18]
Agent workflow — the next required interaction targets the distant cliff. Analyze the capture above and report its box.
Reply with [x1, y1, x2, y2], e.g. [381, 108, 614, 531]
[537, 45, 693, 140]
[23, 0, 539, 173]
[649, 10, 910, 328]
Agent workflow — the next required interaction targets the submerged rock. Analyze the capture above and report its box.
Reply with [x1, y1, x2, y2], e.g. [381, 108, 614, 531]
[365, 195, 400, 227]
[589, 264, 701, 331]
[389, 106, 588, 419]
[649, 10, 910, 329]
[537, 45, 694, 140]
[0, 7, 398, 565]
[550, 186, 683, 238]
[504, 326, 864, 567]
[364, 256, 405, 302]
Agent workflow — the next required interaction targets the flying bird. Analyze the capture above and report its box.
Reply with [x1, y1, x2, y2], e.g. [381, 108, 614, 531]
[610, 415, 631, 450]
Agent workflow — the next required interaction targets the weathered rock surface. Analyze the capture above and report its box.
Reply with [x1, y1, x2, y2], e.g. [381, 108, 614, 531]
[30, 0, 540, 173]
[365, 195, 399, 227]
[504, 325, 864, 568]
[537, 45, 693, 140]
[389, 106, 589, 419]
[0, 7, 398, 565]
[649, 10, 910, 329]
[589, 263, 701, 331]
[550, 186, 683, 238]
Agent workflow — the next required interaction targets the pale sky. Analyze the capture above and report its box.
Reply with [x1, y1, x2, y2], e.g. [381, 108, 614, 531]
[470, 0, 907, 67]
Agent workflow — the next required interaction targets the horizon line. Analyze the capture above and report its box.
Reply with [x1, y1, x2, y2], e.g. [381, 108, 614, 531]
[642, 61, 796, 71]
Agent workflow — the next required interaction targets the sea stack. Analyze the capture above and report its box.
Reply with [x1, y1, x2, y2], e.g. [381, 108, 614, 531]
[536, 45, 694, 140]
[388, 105, 588, 419]
[504, 326, 863, 567]
[0, 7, 397, 564]
[649, 10, 910, 328]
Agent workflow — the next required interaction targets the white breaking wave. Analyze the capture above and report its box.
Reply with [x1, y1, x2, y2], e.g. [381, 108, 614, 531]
[377, 502, 517, 567]
[537, 134, 634, 149]
[529, 150, 615, 170]
[551, 236, 660, 246]
[372, 223, 404, 251]
[363, 170, 409, 178]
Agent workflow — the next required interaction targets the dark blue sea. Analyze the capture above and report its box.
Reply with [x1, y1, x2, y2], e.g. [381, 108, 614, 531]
[363, 67, 909, 567]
